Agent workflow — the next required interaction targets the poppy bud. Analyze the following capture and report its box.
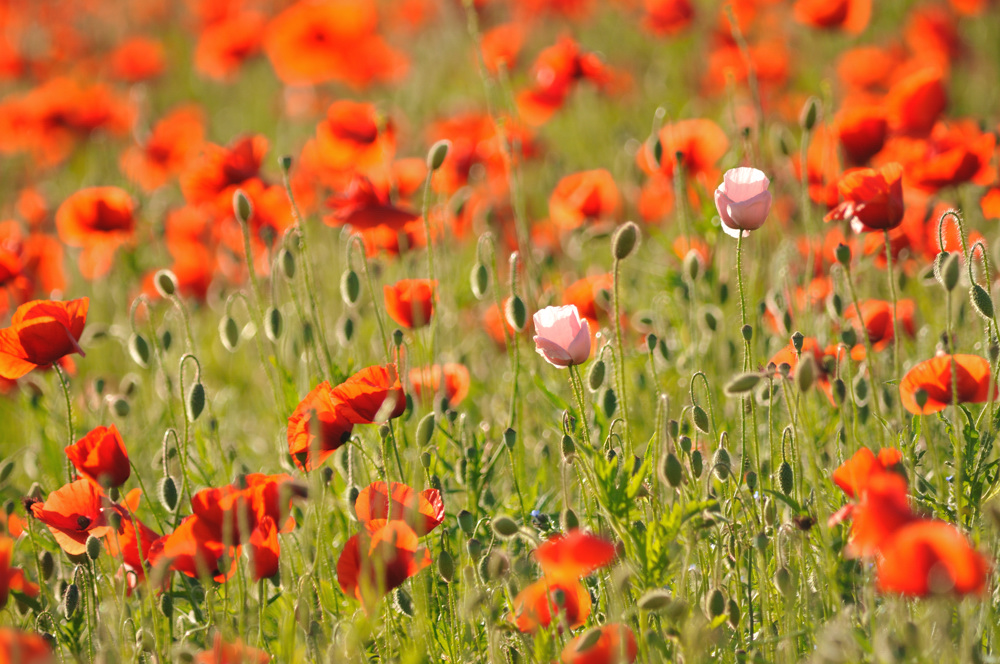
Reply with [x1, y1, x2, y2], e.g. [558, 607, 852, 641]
[338, 316, 354, 344]
[774, 567, 793, 597]
[420, 451, 432, 469]
[754, 531, 768, 552]
[220, 316, 240, 351]
[693, 405, 710, 434]
[561, 434, 576, 461]
[938, 252, 961, 291]
[458, 509, 475, 535]
[427, 140, 451, 171]
[345, 486, 360, 516]
[492, 515, 519, 538]
[154, 269, 178, 298]
[724, 373, 760, 395]
[159, 476, 178, 512]
[341, 270, 361, 306]
[470, 263, 489, 300]
[778, 461, 794, 496]
[854, 375, 869, 403]
[638, 589, 673, 611]
[128, 333, 151, 368]
[392, 588, 414, 617]
[728, 598, 742, 629]
[575, 627, 604, 652]
[741, 324, 753, 342]
[587, 359, 606, 392]
[187, 382, 206, 422]
[279, 248, 296, 280]
[791, 331, 804, 354]
[799, 97, 820, 131]
[505, 296, 527, 333]
[233, 189, 253, 224]
[840, 327, 857, 348]
[703, 309, 718, 331]
[651, 138, 663, 168]
[40, 551, 54, 581]
[392, 329, 405, 348]
[971, 284, 994, 320]
[763, 497, 777, 526]
[832, 378, 846, 405]
[438, 550, 455, 583]
[561, 507, 579, 530]
[416, 413, 435, 447]
[612, 221, 639, 260]
[601, 388, 617, 418]
[159, 593, 173, 619]
[684, 251, 703, 281]
[679, 435, 691, 454]
[745, 470, 757, 491]
[691, 449, 703, 478]
[795, 354, 816, 393]
[835, 243, 851, 267]
[64, 583, 80, 618]
[713, 448, 731, 481]
[265, 307, 283, 341]
[466, 537, 483, 561]
[112, 397, 130, 417]
[279, 155, 293, 173]
[706, 588, 725, 618]
[86, 535, 102, 561]
[659, 453, 682, 488]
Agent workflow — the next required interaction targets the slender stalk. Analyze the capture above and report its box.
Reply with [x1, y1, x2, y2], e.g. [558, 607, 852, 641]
[884, 230, 902, 424]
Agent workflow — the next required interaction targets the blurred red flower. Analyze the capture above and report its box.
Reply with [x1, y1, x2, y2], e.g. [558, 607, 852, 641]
[56, 187, 135, 279]
[0, 298, 88, 380]
[65, 424, 131, 489]
[384, 279, 437, 329]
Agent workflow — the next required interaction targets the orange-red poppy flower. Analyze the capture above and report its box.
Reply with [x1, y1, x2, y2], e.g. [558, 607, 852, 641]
[120, 105, 205, 192]
[337, 520, 430, 611]
[324, 175, 418, 230]
[55, 187, 135, 279]
[108, 37, 166, 83]
[832, 447, 903, 499]
[561, 623, 638, 664]
[843, 299, 915, 359]
[899, 354, 995, 415]
[793, 0, 870, 34]
[0, 628, 54, 664]
[247, 515, 280, 581]
[181, 135, 268, 211]
[876, 520, 988, 597]
[384, 279, 437, 329]
[263, 0, 407, 88]
[194, 12, 266, 81]
[310, 100, 396, 177]
[354, 482, 444, 536]
[643, 0, 695, 37]
[65, 424, 131, 489]
[535, 530, 617, 580]
[29, 479, 118, 556]
[877, 120, 996, 192]
[563, 274, 613, 327]
[825, 163, 904, 232]
[480, 22, 526, 74]
[0, 536, 39, 610]
[835, 105, 887, 165]
[511, 576, 592, 632]
[288, 365, 406, 470]
[0, 298, 87, 380]
[847, 470, 915, 558]
[408, 363, 471, 407]
[549, 170, 622, 230]
[194, 634, 271, 664]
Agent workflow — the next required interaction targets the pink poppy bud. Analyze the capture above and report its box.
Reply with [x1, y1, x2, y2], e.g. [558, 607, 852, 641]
[532, 305, 591, 368]
[714, 167, 772, 238]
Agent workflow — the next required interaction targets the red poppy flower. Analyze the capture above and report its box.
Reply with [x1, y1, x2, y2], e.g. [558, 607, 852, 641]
[835, 105, 887, 165]
[147, 515, 239, 583]
[288, 365, 406, 470]
[195, 633, 271, 664]
[263, 0, 407, 88]
[480, 23, 525, 74]
[354, 482, 444, 536]
[65, 424, 131, 489]
[55, 187, 135, 279]
[30, 479, 118, 556]
[247, 516, 280, 581]
[323, 175, 418, 230]
[120, 105, 205, 192]
[409, 363, 471, 407]
[643, 0, 695, 37]
[843, 299, 915, 358]
[563, 274, 613, 327]
[847, 471, 915, 558]
[180, 135, 268, 211]
[511, 576, 592, 632]
[886, 68, 947, 136]
[384, 279, 437, 329]
[825, 163, 904, 232]
[104, 509, 159, 587]
[899, 354, 995, 415]
[309, 101, 396, 177]
[832, 447, 904, 499]
[876, 520, 988, 597]
[0, 298, 87, 379]
[549, 170, 622, 230]
[0, 628, 54, 664]
[793, 0, 870, 34]
[337, 520, 430, 611]
[878, 120, 996, 192]
[561, 624, 638, 664]
[535, 530, 617, 580]
[0, 536, 39, 610]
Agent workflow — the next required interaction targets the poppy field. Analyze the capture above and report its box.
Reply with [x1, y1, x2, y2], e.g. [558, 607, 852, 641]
[3, 0, 1000, 662]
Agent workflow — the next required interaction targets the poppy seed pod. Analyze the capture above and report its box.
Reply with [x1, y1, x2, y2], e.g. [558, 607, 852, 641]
[341, 270, 361, 306]
[470, 263, 489, 300]
[715, 167, 772, 238]
[834, 243, 852, 266]
[971, 285, 994, 320]
[220, 316, 240, 351]
[154, 269, 178, 298]
[506, 296, 528, 333]
[187, 382, 206, 421]
[427, 140, 451, 171]
[128, 333, 151, 368]
[799, 97, 820, 131]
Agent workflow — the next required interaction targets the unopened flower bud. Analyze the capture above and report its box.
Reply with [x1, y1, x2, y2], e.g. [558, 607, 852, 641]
[612, 221, 639, 260]
[154, 269, 178, 298]
[427, 140, 451, 171]
[233, 189, 253, 224]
